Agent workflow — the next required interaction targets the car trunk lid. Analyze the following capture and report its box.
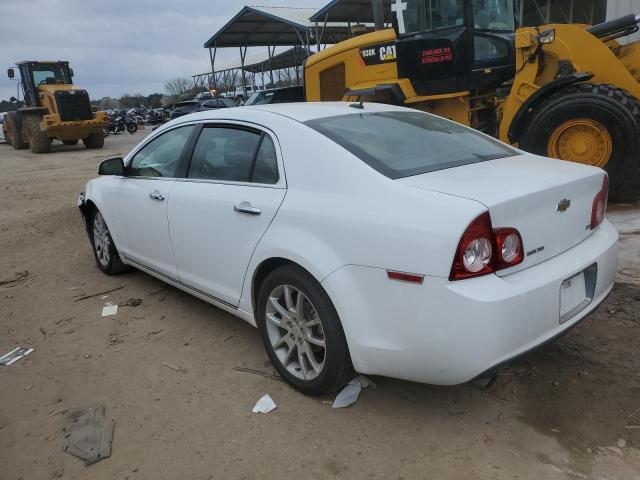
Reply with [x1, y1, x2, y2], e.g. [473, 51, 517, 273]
[397, 154, 606, 275]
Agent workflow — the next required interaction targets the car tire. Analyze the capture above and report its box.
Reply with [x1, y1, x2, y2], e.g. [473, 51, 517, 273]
[83, 133, 104, 149]
[90, 209, 130, 275]
[256, 265, 353, 396]
[62, 139, 79, 145]
[519, 83, 640, 202]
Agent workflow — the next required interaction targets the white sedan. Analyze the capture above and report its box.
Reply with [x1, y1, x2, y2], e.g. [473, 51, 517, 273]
[78, 102, 618, 395]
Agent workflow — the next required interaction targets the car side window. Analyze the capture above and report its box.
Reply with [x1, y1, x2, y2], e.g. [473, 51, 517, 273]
[128, 125, 194, 178]
[188, 127, 261, 182]
[187, 126, 279, 184]
[251, 135, 279, 184]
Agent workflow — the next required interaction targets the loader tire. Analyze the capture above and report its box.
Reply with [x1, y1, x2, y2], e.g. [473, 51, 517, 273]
[5, 112, 28, 150]
[62, 139, 79, 145]
[520, 83, 640, 202]
[83, 133, 104, 149]
[23, 115, 51, 154]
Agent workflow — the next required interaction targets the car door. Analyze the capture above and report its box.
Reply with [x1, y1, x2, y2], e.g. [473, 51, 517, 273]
[168, 124, 286, 307]
[104, 124, 196, 279]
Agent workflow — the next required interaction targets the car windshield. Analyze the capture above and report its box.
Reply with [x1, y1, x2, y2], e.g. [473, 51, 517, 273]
[244, 91, 275, 106]
[305, 111, 518, 179]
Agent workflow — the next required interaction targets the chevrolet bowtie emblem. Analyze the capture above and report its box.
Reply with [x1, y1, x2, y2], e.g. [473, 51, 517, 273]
[556, 199, 571, 212]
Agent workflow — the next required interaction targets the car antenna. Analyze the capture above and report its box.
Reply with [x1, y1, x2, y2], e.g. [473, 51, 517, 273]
[349, 100, 364, 109]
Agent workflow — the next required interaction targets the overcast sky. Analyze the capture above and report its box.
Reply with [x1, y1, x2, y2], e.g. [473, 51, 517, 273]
[0, 0, 326, 101]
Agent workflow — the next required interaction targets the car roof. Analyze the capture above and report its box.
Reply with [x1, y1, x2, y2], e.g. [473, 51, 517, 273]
[156, 102, 413, 134]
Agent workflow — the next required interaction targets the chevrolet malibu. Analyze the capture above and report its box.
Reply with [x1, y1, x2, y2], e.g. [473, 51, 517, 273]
[78, 102, 618, 395]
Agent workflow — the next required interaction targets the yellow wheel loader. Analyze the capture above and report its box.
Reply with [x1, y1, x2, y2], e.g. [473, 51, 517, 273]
[305, 0, 640, 200]
[5, 61, 107, 154]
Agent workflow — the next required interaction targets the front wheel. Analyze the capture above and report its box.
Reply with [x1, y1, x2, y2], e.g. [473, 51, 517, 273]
[126, 123, 137, 134]
[520, 83, 640, 201]
[23, 115, 51, 154]
[83, 133, 104, 149]
[90, 209, 129, 275]
[256, 265, 353, 395]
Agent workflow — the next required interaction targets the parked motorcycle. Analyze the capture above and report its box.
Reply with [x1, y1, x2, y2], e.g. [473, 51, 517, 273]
[103, 109, 138, 136]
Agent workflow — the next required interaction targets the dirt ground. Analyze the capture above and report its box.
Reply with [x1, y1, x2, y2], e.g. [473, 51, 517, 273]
[1, 130, 639, 480]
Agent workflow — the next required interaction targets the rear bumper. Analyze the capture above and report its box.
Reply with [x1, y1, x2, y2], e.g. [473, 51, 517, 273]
[321, 220, 619, 385]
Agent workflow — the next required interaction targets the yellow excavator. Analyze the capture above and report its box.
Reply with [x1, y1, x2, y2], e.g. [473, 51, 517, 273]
[4, 61, 107, 154]
[305, 0, 640, 200]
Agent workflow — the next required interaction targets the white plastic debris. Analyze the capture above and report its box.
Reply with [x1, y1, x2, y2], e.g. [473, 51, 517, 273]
[0, 346, 34, 365]
[252, 394, 277, 414]
[332, 375, 375, 409]
[101, 303, 118, 317]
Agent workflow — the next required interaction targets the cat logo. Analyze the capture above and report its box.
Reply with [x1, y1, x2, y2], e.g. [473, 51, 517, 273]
[359, 42, 397, 66]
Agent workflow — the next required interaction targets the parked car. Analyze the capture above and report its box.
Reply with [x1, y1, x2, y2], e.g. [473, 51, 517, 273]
[244, 86, 304, 106]
[0, 112, 6, 143]
[78, 103, 617, 395]
[169, 98, 237, 120]
[221, 85, 265, 103]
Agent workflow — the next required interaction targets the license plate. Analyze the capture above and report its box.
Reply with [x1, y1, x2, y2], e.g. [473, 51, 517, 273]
[559, 272, 588, 324]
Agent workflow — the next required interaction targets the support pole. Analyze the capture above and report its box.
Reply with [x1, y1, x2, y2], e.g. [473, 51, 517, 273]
[208, 45, 218, 96]
[239, 45, 248, 101]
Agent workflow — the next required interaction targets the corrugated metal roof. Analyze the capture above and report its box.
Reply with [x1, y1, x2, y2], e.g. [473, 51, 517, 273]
[203, 5, 354, 48]
[309, 0, 393, 23]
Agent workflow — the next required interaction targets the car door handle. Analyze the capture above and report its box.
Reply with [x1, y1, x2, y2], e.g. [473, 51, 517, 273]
[149, 190, 165, 201]
[234, 202, 261, 215]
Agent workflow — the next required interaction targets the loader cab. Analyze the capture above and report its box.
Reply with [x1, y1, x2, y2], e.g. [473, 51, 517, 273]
[393, 0, 516, 95]
[13, 61, 74, 107]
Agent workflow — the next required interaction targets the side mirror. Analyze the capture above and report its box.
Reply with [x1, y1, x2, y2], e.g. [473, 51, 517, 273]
[98, 157, 125, 176]
[7, 68, 14, 79]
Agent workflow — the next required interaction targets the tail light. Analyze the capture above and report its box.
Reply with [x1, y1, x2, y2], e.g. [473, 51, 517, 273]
[450, 212, 524, 281]
[590, 174, 609, 230]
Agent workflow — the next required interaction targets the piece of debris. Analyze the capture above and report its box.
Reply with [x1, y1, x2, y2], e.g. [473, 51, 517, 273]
[101, 303, 118, 317]
[161, 362, 187, 374]
[0, 346, 34, 365]
[232, 366, 283, 382]
[74, 286, 123, 302]
[0, 270, 29, 288]
[39, 327, 48, 338]
[119, 298, 142, 307]
[606, 446, 623, 456]
[64, 406, 113, 465]
[252, 394, 277, 414]
[617, 438, 627, 448]
[332, 375, 375, 409]
[146, 329, 163, 338]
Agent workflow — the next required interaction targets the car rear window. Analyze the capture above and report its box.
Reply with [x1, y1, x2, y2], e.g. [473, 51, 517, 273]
[305, 111, 519, 179]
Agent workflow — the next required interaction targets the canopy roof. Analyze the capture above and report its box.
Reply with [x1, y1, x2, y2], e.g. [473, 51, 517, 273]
[203, 5, 353, 48]
[244, 46, 310, 73]
[309, 0, 393, 23]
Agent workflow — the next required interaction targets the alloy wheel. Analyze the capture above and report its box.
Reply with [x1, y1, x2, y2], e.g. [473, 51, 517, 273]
[92, 212, 111, 267]
[265, 285, 326, 380]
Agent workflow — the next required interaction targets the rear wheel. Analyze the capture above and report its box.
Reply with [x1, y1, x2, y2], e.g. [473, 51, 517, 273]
[256, 265, 353, 395]
[62, 139, 79, 145]
[83, 133, 104, 149]
[126, 122, 137, 134]
[520, 83, 640, 201]
[5, 112, 28, 150]
[23, 115, 51, 154]
[90, 209, 129, 275]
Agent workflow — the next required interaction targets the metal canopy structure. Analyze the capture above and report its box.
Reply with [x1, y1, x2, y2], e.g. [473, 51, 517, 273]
[192, 46, 310, 93]
[203, 5, 353, 48]
[309, 0, 393, 23]
[202, 5, 358, 98]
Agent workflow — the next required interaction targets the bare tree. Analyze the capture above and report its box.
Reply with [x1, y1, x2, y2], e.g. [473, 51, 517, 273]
[164, 77, 192, 97]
